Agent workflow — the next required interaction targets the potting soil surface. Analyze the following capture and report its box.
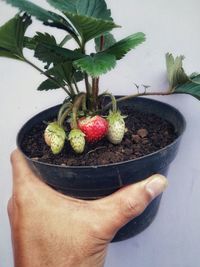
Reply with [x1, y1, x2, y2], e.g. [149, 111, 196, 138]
[21, 108, 177, 166]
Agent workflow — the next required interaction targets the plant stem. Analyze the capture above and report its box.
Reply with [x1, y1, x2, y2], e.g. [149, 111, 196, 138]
[73, 78, 80, 94]
[59, 35, 72, 47]
[59, 107, 72, 127]
[92, 78, 99, 111]
[57, 101, 72, 123]
[84, 73, 91, 96]
[94, 36, 104, 108]
[102, 93, 117, 112]
[103, 90, 172, 111]
[71, 93, 86, 129]
[23, 58, 71, 96]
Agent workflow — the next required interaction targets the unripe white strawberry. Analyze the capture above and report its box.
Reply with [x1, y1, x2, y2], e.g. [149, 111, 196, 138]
[68, 129, 85, 154]
[44, 122, 66, 154]
[44, 122, 58, 146]
[107, 110, 125, 144]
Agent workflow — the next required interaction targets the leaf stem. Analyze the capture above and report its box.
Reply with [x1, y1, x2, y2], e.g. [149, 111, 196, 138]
[57, 101, 72, 123]
[103, 90, 172, 111]
[94, 35, 104, 109]
[59, 35, 71, 47]
[71, 93, 86, 129]
[84, 73, 91, 96]
[92, 77, 99, 111]
[59, 107, 72, 127]
[73, 77, 80, 94]
[23, 57, 71, 96]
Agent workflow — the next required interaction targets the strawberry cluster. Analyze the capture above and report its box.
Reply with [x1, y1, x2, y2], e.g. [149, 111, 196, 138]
[44, 111, 126, 154]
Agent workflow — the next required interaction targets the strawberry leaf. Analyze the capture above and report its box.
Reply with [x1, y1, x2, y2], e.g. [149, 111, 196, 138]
[46, 62, 75, 85]
[47, 0, 112, 20]
[24, 32, 57, 52]
[76, 0, 112, 20]
[46, 0, 77, 14]
[0, 13, 31, 60]
[74, 53, 116, 77]
[105, 32, 146, 60]
[63, 13, 119, 44]
[174, 75, 200, 100]
[37, 78, 64, 91]
[166, 53, 189, 91]
[5, 0, 79, 41]
[95, 32, 116, 52]
[34, 44, 84, 66]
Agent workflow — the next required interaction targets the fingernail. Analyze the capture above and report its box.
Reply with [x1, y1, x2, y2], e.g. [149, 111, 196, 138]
[145, 175, 168, 198]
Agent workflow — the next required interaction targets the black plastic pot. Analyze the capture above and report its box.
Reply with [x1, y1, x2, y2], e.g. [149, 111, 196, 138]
[17, 97, 186, 242]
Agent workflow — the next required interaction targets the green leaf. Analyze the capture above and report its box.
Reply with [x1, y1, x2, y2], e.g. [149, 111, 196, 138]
[34, 43, 84, 66]
[105, 32, 146, 60]
[0, 47, 20, 59]
[190, 74, 200, 84]
[59, 35, 72, 47]
[174, 80, 200, 100]
[74, 53, 116, 77]
[190, 72, 199, 79]
[46, 62, 74, 85]
[63, 13, 118, 44]
[0, 13, 31, 59]
[73, 71, 84, 83]
[37, 79, 62, 91]
[47, 0, 77, 14]
[24, 32, 57, 51]
[76, 0, 112, 20]
[47, 0, 112, 20]
[95, 32, 116, 52]
[5, 0, 78, 38]
[23, 36, 36, 50]
[166, 53, 189, 90]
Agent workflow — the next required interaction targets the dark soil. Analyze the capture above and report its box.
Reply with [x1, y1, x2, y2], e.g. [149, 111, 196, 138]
[21, 107, 177, 166]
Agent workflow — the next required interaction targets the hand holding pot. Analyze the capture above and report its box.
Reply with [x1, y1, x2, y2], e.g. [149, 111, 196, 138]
[8, 150, 168, 267]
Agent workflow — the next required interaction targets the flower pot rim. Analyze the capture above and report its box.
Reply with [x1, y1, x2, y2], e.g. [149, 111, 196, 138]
[17, 97, 186, 169]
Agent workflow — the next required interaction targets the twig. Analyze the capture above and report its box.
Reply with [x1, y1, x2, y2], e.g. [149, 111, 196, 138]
[86, 146, 107, 155]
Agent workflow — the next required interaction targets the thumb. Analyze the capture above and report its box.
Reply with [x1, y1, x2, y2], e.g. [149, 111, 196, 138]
[94, 174, 168, 237]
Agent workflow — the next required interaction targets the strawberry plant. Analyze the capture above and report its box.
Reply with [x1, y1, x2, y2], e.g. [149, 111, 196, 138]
[0, 0, 200, 155]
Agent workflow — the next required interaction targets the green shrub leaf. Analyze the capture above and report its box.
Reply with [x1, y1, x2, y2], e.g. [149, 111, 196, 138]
[0, 13, 31, 60]
[166, 53, 189, 91]
[37, 78, 64, 91]
[74, 53, 116, 77]
[34, 43, 84, 66]
[105, 32, 146, 60]
[174, 75, 200, 100]
[63, 13, 118, 44]
[47, 0, 112, 20]
[76, 0, 112, 20]
[46, 0, 77, 14]
[95, 32, 116, 52]
[5, 0, 78, 39]
[46, 62, 74, 85]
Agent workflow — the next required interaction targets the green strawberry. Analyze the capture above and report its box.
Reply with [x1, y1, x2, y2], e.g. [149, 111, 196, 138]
[68, 129, 85, 154]
[107, 110, 126, 144]
[44, 122, 66, 154]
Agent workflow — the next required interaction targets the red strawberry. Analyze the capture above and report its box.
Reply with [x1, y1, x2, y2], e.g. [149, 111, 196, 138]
[78, 115, 108, 143]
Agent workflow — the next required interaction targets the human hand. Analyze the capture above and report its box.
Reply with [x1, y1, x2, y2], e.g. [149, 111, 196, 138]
[8, 150, 168, 267]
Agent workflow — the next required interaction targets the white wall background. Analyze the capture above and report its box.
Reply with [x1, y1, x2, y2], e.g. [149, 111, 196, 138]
[0, 1, 200, 266]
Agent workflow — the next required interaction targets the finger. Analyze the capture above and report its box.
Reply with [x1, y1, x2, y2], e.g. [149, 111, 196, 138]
[10, 149, 36, 186]
[10, 150, 85, 203]
[94, 174, 168, 234]
[7, 197, 13, 224]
